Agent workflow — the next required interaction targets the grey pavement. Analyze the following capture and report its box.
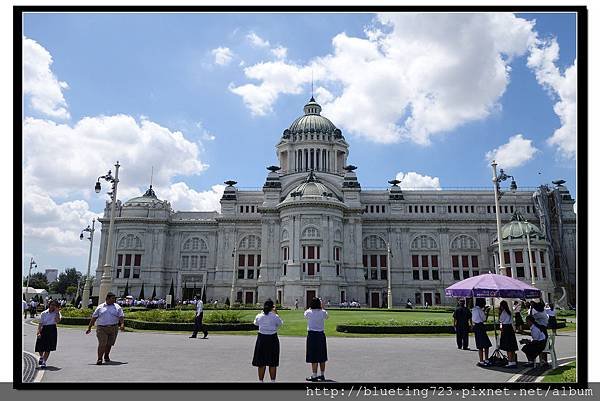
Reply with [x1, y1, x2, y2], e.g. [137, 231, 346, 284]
[22, 319, 576, 383]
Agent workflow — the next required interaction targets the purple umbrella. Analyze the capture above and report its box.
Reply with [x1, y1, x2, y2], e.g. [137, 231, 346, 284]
[445, 273, 541, 299]
[445, 273, 542, 357]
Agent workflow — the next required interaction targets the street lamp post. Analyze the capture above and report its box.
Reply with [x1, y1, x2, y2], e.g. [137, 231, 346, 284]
[386, 241, 393, 310]
[25, 257, 38, 302]
[491, 161, 517, 276]
[80, 218, 96, 308]
[525, 222, 536, 285]
[229, 236, 237, 309]
[95, 161, 121, 302]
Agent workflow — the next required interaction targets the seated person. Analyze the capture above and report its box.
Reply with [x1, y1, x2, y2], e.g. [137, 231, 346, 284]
[520, 315, 548, 367]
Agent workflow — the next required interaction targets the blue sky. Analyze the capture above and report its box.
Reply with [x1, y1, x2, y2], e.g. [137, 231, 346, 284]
[22, 12, 577, 276]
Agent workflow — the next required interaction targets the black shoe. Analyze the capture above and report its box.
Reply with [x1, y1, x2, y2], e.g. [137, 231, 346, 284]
[96, 360, 103, 365]
[202, 335, 208, 339]
[306, 376, 318, 382]
[189, 336, 197, 338]
[316, 375, 325, 381]
[463, 347, 470, 350]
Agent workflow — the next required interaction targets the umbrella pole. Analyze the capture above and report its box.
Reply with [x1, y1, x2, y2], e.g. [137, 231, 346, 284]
[490, 298, 506, 362]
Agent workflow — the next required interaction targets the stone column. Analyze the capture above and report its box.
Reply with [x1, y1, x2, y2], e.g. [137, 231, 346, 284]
[524, 247, 531, 281]
[509, 249, 516, 278]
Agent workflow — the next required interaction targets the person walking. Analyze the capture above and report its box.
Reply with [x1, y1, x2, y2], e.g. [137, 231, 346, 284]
[513, 301, 524, 334]
[34, 300, 61, 368]
[252, 299, 283, 382]
[304, 297, 329, 381]
[498, 300, 518, 368]
[30, 299, 38, 318]
[453, 299, 472, 350]
[85, 292, 125, 365]
[545, 303, 558, 336]
[521, 315, 548, 367]
[294, 299, 299, 310]
[189, 296, 208, 339]
[472, 298, 492, 367]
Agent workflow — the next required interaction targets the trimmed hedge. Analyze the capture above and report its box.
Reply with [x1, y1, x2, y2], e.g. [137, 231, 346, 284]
[336, 321, 566, 334]
[58, 316, 256, 331]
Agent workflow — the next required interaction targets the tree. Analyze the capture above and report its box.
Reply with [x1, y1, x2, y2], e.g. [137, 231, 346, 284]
[23, 272, 49, 291]
[50, 268, 82, 296]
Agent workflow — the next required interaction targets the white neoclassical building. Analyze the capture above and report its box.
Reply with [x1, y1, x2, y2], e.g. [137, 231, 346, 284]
[93, 97, 577, 308]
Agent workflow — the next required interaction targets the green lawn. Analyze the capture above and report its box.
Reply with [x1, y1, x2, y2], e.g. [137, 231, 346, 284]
[542, 361, 576, 383]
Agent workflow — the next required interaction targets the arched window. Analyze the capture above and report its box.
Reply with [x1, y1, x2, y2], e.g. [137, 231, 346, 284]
[182, 237, 208, 252]
[281, 229, 289, 241]
[302, 227, 320, 239]
[362, 235, 388, 281]
[334, 229, 342, 242]
[450, 235, 480, 281]
[450, 234, 479, 250]
[181, 237, 209, 271]
[410, 235, 440, 283]
[118, 234, 143, 250]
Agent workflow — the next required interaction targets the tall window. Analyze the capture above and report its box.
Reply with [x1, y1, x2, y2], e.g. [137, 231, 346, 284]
[410, 235, 439, 281]
[450, 235, 480, 279]
[302, 245, 320, 275]
[238, 234, 261, 280]
[181, 237, 209, 274]
[281, 246, 289, 276]
[334, 246, 342, 276]
[362, 235, 387, 280]
[117, 233, 144, 279]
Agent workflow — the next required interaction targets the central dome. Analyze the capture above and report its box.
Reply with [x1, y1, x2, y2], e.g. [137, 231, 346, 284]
[281, 171, 342, 203]
[497, 211, 545, 241]
[285, 97, 341, 137]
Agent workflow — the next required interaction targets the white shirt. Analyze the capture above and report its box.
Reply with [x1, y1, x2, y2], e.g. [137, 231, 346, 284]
[513, 303, 521, 313]
[531, 324, 546, 341]
[471, 306, 486, 324]
[499, 310, 513, 325]
[39, 309, 61, 326]
[92, 302, 124, 326]
[254, 312, 283, 335]
[304, 309, 328, 332]
[196, 300, 204, 315]
[545, 307, 556, 317]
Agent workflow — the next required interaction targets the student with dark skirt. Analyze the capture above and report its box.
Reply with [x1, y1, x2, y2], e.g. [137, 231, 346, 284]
[521, 315, 548, 367]
[545, 303, 558, 336]
[471, 298, 492, 367]
[252, 299, 283, 382]
[513, 300, 524, 333]
[305, 297, 329, 381]
[498, 300, 518, 368]
[35, 300, 61, 368]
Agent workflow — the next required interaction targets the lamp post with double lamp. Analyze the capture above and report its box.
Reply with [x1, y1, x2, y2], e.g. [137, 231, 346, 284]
[95, 162, 120, 302]
[25, 257, 38, 302]
[491, 161, 517, 276]
[80, 218, 96, 308]
[229, 234, 237, 309]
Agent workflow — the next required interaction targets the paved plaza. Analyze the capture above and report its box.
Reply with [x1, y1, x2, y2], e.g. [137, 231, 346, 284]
[22, 320, 576, 383]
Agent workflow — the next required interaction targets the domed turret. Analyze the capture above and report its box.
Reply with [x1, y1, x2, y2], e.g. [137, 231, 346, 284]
[281, 170, 342, 204]
[496, 211, 545, 242]
[286, 97, 341, 137]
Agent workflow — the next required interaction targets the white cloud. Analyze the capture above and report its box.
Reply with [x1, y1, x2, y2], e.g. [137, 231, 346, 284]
[23, 37, 70, 119]
[485, 134, 539, 169]
[395, 171, 441, 190]
[160, 183, 225, 212]
[196, 121, 216, 140]
[314, 86, 334, 104]
[23, 115, 208, 199]
[271, 45, 288, 60]
[527, 38, 576, 159]
[211, 46, 234, 66]
[231, 13, 539, 145]
[247, 32, 270, 48]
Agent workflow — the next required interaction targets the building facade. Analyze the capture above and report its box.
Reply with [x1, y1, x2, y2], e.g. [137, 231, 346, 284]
[93, 98, 577, 308]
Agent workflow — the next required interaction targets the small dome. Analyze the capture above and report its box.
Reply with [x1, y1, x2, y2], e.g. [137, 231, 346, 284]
[282, 171, 342, 203]
[286, 97, 341, 136]
[499, 211, 545, 241]
[124, 185, 164, 205]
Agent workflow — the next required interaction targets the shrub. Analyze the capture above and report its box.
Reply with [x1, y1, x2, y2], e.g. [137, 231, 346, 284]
[126, 309, 195, 323]
[204, 310, 245, 324]
[60, 307, 93, 318]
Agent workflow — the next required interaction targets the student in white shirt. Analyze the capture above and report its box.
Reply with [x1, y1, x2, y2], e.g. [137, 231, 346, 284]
[304, 297, 329, 381]
[513, 301, 524, 333]
[471, 298, 492, 367]
[545, 303, 558, 335]
[189, 296, 208, 339]
[86, 292, 125, 365]
[252, 299, 283, 382]
[34, 300, 61, 368]
[521, 315, 548, 366]
[498, 300, 518, 368]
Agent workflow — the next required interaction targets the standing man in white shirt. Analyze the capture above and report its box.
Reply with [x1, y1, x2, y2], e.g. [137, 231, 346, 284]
[190, 296, 208, 339]
[86, 292, 125, 365]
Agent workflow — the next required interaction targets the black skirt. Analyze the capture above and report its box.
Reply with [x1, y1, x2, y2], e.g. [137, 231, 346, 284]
[306, 330, 328, 363]
[522, 340, 547, 361]
[547, 316, 557, 330]
[35, 324, 57, 352]
[252, 333, 280, 367]
[473, 323, 492, 350]
[499, 324, 518, 351]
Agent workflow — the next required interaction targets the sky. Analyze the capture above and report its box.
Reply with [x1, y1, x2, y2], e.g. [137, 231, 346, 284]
[21, 12, 577, 277]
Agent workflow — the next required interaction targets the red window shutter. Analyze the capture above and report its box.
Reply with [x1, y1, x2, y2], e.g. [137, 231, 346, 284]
[412, 255, 419, 267]
[371, 255, 378, 267]
[380, 255, 387, 268]
[308, 246, 315, 259]
[134, 254, 142, 266]
[238, 254, 245, 267]
[471, 255, 478, 268]
[363, 255, 368, 267]
[247, 254, 255, 267]
[421, 255, 429, 268]
[515, 251, 523, 264]
[125, 254, 132, 266]
[117, 254, 123, 266]
[452, 255, 459, 268]
[431, 255, 438, 267]
[317, 246, 320, 259]
[257, 255, 261, 266]
[461, 255, 469, 268]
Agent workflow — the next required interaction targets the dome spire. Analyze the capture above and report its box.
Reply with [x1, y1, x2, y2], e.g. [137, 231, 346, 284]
[303, 96, 321, 115]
